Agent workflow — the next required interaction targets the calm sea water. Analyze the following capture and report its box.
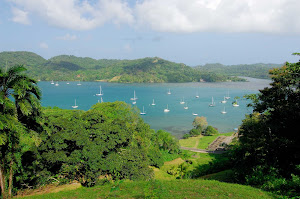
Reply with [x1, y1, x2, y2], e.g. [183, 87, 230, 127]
[38, 77, 270, 138]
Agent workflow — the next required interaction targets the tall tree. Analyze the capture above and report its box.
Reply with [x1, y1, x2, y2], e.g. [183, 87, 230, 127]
[0, 65, 42, 198]
[232, 54, 300, 181]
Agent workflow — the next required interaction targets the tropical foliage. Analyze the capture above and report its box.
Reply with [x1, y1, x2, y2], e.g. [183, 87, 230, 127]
[231, 55, 300, 197]
[0, 65, 42, 198]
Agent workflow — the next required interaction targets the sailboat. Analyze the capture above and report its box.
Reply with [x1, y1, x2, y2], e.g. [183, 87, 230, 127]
[130, 90, 138, 101]
[164, 104, 170, 112]
[72, 99, 78, 108]
[51, 80, 54, 84]
[184, 102, 188, 109]
[221, 107, 227, 114]
[192, 113, 198, 116]
[180, 97, 185, 104]
[140, 106, 146, 115]
[167, 89, 171, 95]
[221, 96, 227, 103]
[66, 82, 70, 84]
[77, 80, 81, 86]
[195, 92, 199, 98]
[55, 82, 59, 86]
[209, 97, 215, 107]
[232, 99, 239, 107]
[96, 86, 103, 96]
[225, 90, 231, 100]
[151, 99, 156, 106]
[132, 100, 136, 105]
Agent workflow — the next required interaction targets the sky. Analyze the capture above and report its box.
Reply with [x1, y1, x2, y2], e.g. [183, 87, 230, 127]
[0, 0, 300, 66]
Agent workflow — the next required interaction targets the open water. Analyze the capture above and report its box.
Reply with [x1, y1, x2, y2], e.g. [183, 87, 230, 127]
[38, 77, 271, 138]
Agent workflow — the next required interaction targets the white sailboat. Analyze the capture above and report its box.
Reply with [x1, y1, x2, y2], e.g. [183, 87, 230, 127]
[96, 86, 103, 96]
[167, 88, 171, 95]
[232, 99, 239, 107]
[180, 97, 185, 104]
[132, 100, 136, 105]
[151, 99, 156, 106]
[184, 103, 188, 109]
[192, 113, 198, 116]
[221, 96, 227, 103]
[77, 80, 81, 86]
[140, 106, 146, 115]
[221, 107, 227, 114]
[130, 90, 138, 101]
[51, 80, 54, 84]
[72, 99, 78, 108]
[225, 90, 231, 100]
[195, 92, 199, 98]
[164, 104, 170, 112]
[55, 82, 59, 86]
[66, 82, 70, 84]
[209, 97, 215, 107]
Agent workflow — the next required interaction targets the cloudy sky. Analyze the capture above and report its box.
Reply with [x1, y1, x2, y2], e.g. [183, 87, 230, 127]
[0, 0, 300, 65]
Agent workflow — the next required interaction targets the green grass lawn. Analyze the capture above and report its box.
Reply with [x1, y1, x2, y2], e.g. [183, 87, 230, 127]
[17, 180, 277, 199]
[197, 132, 233, 149]
[179, 132, 234, 150]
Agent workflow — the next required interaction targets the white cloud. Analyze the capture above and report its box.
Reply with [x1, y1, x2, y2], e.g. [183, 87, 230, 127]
[8, 0, 300, 34]
[11, 7, 30, 25]
[135, 0, 300, 34]
[10, 0, 134, 30]
[56, 33, 77, 41]
[39, 42, 48, 49]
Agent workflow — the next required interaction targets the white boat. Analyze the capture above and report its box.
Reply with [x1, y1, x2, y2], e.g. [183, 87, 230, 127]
[232, 99, 239, 107]
[140, 106, 146, 115]
[130, 90, 138, 100]
[132, 100, 136, 105]
[221, 107, 227, 114]
[180, 97, 185, 104]
[66, 82, 70, 84]
[151, 99, 156, 106]
[192, 113, 198, 116]
[77, 80, 81, 86]
[55, 82, 59, 86]
[209, 97, 215, 107]
[184, 103, 188, 109]
[225, 90, 231, 100]
[221, 96, 227, 103]
[96, 86, 103, 96]
[164, 104, 170, 112]
[51, 80, 54, 84]
[195, 92, 199, 98]
[167, 89, 171, 95]
[72, 99, 78, 108]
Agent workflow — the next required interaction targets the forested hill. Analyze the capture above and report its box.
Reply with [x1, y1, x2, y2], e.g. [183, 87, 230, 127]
[0, 51, 277, 82]
[195, 63, 282, 79]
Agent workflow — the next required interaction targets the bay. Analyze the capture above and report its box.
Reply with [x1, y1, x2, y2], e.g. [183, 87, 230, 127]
[38, 77, 270, 138]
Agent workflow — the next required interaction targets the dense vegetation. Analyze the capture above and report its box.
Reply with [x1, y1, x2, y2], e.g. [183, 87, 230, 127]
[195, 63, 282, 79]
[229, 55, 300, 197]
[1, 51, 250, 83]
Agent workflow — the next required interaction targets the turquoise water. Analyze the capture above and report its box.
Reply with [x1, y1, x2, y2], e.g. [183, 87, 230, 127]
[38, 78, 270, 138]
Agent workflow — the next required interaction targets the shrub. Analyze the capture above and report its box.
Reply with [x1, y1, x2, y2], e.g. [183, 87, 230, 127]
[203, 126, 218, 136]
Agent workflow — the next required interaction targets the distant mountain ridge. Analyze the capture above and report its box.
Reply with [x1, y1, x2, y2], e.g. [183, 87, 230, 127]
[0, 51, 281, 82]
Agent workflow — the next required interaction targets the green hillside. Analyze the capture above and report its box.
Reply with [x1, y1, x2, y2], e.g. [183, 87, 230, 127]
[17, 179, 276, 199]
[0, 51, 245, 83]
[195, 63, 282, 79]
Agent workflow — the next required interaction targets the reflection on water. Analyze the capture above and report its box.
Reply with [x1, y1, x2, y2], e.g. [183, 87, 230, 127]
[38, 77, 271, 138]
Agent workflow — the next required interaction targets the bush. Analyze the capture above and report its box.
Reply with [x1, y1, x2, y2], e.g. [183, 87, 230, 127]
[203, 126, 218, 136]
[189, 128, 201, 136]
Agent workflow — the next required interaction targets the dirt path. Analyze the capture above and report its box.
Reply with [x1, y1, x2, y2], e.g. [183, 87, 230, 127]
[180, 146, 226, 154]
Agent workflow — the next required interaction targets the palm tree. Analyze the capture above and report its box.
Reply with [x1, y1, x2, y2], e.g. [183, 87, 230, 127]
[0, 65, 42, 199]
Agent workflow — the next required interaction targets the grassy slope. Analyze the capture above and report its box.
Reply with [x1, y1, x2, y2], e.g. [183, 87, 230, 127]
[16, 180, 276, 199]
[179, 132, 233, 149]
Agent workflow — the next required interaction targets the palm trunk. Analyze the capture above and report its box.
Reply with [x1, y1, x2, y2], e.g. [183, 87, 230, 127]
[8, 159, 13, 198]
[0, 164, 6, 199]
